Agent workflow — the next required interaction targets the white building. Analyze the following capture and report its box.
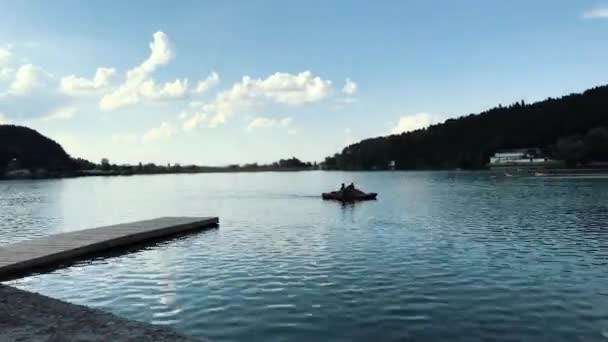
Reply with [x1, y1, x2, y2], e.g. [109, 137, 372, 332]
[489, 148, 561, 169]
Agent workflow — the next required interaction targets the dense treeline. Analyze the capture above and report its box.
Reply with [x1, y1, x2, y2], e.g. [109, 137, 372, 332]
[0, 125, 75, 173]
[0, 124, 317, 178]
[324, 85, 608, 170]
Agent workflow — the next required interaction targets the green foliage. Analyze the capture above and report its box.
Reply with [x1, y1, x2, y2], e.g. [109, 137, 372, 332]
[0, 125, 76, 173]
[325, 86, 608, 170]
[73, 158, 96, 170]
[556, 136, 587, 167]
[585, 126, 608, 161]
[277, 157, 309, 168]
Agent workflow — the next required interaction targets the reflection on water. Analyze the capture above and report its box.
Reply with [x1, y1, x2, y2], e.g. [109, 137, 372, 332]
[2, 171, 608, 341]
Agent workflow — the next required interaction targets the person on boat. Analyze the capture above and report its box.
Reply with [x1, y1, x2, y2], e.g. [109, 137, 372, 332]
[345, 182, 355, 191]
[340, 183, 345, 191]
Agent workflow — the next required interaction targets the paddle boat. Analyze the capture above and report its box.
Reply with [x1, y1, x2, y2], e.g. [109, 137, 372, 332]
[322, 183, 377, 202]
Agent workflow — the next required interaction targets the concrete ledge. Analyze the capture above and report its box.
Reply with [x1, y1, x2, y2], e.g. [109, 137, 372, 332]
[0, 284, 204, 341]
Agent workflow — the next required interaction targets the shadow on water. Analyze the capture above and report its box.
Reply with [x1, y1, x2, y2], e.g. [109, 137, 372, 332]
[1, 225, 219, 283]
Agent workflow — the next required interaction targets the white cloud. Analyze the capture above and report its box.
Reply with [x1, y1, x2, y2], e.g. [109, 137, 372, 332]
[247, 71, 331, 105]
[0, 113, 8, 124]
[193, 71, 219, 93]
[0, 46, 11, 66]
[247, 116, 292, 131]
[6, 64, 50, 95]
[185, 71, 331, 130]
[139, 78, 188, 100]
[143, 121, 176, 142]
[391, 112, 433, 134]
[99, 31, 188, 111]
[583, 7, 608, 18]
[344, 127, 352, 134]
[60, 67, 116, 95]
[335, 78, 358, 108]
[43, 106, 77, 121]
[0, 61, 64, 118]
[342, 78, 357, 95]
[182, 111, 208, 131]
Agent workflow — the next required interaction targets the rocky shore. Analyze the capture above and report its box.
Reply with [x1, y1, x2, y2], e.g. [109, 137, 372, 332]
[0, 285, 203, 342]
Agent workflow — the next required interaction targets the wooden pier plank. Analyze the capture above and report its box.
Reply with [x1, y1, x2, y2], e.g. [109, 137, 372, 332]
[0, 216, 218, 281]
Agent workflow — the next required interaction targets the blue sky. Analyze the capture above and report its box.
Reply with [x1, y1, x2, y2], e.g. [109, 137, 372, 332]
[1, 1, 607, 165]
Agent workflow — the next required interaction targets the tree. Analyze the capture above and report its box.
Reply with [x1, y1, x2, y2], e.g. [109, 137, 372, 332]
[0, 125, 75, 172]
[555, 136, 587, 167]
[278, 157, 307, 168]
[323, 85, 608, 170]
[585, 126, 608, 161]
[100, 158, 110, 171]
[73, 158, 96, 170]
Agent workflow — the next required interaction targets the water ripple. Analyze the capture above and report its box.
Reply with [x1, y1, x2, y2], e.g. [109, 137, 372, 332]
[2, 172, 608, 341]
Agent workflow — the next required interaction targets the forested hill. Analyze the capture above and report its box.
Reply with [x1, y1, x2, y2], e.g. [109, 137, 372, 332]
[324, 85, 608, 170]
[0, 125, 75, 172]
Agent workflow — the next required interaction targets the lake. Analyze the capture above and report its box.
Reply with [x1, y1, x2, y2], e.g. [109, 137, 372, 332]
[2, 171, 608, 341]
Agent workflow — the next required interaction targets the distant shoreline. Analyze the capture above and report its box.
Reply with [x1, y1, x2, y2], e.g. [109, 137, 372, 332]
[0, 167, 316, 181]
[4, 167, 608, 181]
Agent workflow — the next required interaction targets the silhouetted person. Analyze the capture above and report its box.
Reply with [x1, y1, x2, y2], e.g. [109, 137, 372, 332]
[340, 183, 345, 191]
[346, 182, 355, 191]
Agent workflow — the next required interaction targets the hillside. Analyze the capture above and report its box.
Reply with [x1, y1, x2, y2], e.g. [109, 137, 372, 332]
[324, 85, 608, 170]
[0, 125, 75, 173]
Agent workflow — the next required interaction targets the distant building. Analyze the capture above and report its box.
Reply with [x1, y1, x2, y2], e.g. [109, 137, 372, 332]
[5, 169, 32, 178]
[488, 148, 562, 170]
[6, 158, 20, 171]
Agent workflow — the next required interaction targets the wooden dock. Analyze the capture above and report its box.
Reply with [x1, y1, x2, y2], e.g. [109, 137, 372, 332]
[0, 216, 218, 281]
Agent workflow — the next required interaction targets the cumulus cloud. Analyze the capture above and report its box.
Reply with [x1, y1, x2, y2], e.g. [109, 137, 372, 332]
[248, 71, 331, 105]
[342, 78, 357, 95]
[247, 117, 292, 131]
[143, 121, 176, 142]
[391, 112, 433, 134]
[43, 106, 77, 121]
[139, 78, 188, 100]
[193, 71, 219, 93]
[583, 7, 608, 18]
[99, 31, 188, 111]
[335, 78, 358, 107]
[182, 111, 208, 131]
[60, 67, 116, 95]
[6, 64, 51, 95]
[184, 71, 331, 130]
[0, 62, 65, 118]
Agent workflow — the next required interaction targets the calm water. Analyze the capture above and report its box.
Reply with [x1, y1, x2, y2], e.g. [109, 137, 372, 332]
[2, 171, 608, 341]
